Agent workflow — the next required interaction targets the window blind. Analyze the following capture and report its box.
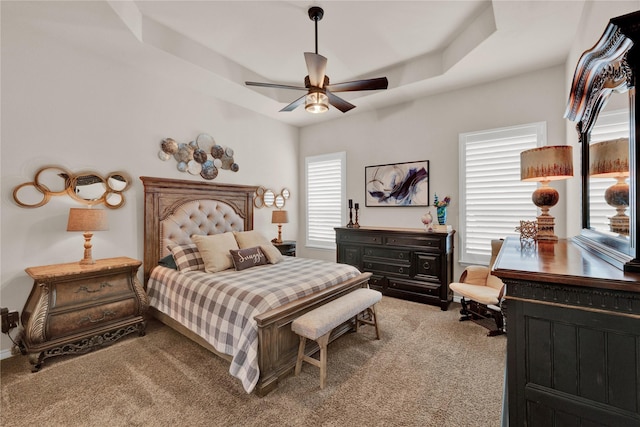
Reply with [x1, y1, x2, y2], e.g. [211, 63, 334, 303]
[588, 109, 630, 232]
[459, 123, 544, 264]
[305, 152, 346, 249]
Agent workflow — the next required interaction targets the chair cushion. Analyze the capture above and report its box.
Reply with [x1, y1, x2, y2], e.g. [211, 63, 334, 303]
[486, 273, 504, 291]
[463, 266, 490, 286]
[450, 282, 500, 305]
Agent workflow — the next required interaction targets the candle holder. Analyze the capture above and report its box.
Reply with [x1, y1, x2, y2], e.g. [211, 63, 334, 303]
[354, 204, 360, 228]
[347, 207, 354, 228]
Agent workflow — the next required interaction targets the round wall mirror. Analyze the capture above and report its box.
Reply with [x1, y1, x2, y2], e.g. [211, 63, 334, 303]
[274, 195, 285, 209]
[263, 190, 275, 207]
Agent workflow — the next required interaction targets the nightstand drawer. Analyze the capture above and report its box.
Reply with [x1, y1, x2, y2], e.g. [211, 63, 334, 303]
[363, 246, 411, 261]
[363, 260, 410, 277]
[52, 271, 132, 308]
[48, 298, 137, 339]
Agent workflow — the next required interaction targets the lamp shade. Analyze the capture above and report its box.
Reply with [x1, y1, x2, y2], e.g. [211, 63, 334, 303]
[67, 208, 109, 232]
[272, 210, 289, 224]
[521, 145, 574, 182]
[589, 138, 629, 177]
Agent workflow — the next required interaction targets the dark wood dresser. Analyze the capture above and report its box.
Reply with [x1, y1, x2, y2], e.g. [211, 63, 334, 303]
[493, 237, 640, 426]
[20, 257, 149, 371]
[335, 226, 455, 310]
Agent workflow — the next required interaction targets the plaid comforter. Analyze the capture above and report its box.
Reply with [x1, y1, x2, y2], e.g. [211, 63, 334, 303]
[147, 257, 361, 393]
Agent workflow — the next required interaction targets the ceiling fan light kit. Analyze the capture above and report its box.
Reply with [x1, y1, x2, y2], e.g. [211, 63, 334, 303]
[245, 7, 388, 114]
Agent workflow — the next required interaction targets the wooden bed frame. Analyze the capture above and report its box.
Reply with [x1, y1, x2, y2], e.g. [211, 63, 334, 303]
[140, 176, 371, 396]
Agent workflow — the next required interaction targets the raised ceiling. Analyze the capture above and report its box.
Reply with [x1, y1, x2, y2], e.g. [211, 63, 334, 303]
[51, 1, 588, 127]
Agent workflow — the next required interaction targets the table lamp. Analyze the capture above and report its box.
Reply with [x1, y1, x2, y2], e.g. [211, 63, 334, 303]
[271, 210, 289, 244]
[67, 207, 109, 264]
[520, 145, 573, 241]
[589, 137, 629, 235]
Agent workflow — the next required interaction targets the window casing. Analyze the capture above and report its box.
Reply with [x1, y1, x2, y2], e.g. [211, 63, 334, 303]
[459, 122, 544, 265]
[305, 152, 346, 249]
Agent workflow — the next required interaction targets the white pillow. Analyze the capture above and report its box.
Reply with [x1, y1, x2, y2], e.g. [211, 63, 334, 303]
[233, 230, 284, 264]
[192, 232, 239, 273]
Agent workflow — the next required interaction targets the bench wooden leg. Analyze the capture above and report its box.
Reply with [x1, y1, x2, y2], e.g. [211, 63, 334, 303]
[356, 304, 381, 340]
[317, 332, 330, 389]
[295, 336, 306, 376]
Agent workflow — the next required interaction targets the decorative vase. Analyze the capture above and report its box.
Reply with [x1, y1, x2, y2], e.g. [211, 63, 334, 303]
[421, 211, 433, 231]
[436, 206, 447, 225]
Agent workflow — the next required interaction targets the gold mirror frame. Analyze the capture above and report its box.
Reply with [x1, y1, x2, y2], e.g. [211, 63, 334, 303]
[253, 187, 292, 209]
[13, 166, 131, 209]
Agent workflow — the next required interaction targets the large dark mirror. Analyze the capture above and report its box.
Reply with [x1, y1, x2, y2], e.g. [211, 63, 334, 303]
[565, 11, 639, 271]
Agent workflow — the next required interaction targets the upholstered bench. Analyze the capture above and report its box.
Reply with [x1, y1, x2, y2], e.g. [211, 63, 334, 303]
[291, 288, 382, 389]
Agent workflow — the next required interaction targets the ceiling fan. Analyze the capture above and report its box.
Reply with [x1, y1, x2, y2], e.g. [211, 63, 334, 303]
[245, 6, 388, 114]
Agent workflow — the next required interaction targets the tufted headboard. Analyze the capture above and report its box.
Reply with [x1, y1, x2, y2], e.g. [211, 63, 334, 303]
[140, 177, 258, 286]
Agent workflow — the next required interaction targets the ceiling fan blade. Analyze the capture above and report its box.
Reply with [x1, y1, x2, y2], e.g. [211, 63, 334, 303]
[326, 91, 356, 113]
[326, 77, 388, 93]
[279, 94, 307, 112]
[245, 81, 307, 91]
[304, 52, 328, 87]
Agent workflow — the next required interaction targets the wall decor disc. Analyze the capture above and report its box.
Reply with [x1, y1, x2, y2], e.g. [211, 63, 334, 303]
[231, 163, 239, 172]
[211, 145, 224, 159]
[174, 146, 193, 163]
[193, 148, 207, 163]
[200, 160, 218, 180]
[161, 138, 178, 154]
[196, 133, 215, 152]
[187, 160, 202, 175]
[158, 150, 171, 161]
[176, 161, 188, 172]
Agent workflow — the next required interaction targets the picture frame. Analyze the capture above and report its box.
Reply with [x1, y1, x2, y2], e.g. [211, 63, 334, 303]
[365, 160, 430, 207]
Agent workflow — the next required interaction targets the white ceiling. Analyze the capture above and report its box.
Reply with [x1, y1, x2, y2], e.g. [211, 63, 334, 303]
[106, 1, 585, 127]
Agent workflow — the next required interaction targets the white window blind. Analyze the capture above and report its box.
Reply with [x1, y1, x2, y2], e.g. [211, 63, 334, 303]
[459, 123, 544, 264]
[588, 109, 630, 232]
[305, 152, 346, 249]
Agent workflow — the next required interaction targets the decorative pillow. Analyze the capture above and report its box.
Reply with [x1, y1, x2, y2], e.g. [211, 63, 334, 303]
[229, 246, 268, 271]
[158, 254, 178, 270]
[260, 244, 284, 264]
[168, 243, 205, 272]
[233, 230, 284, 264]
[192, 232, 239, 273]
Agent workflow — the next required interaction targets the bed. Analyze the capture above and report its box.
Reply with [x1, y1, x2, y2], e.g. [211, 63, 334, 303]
[140, 176, 372, 396]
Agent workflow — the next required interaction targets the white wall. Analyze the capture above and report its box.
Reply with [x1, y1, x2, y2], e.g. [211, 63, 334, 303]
[0, 2, 298, 357]
[298, 65, 568, 276]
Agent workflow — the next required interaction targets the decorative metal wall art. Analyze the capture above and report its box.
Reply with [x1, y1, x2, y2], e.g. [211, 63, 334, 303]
[365, 160, 429, 207]
[13, 166, 131, 209]
[158, 133, 239, 180]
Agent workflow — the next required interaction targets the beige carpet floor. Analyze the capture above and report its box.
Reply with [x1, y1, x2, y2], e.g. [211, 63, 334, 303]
[1, 297, 506, 426]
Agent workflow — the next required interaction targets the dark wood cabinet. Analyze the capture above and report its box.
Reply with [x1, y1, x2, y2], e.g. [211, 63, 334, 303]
[493, 237, 640, 426]
[273, 240, 296, 256]
[335, 227, 454, 310]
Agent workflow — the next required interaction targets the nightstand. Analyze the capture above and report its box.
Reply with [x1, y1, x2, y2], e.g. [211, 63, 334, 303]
[20, 257, 148, 371]
[273, 240, 296, 256]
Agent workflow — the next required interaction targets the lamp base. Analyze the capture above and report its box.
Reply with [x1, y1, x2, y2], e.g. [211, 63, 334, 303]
[79, 232, 96, 265]
[610, 213, 630, 235]
[274, 224, 283, 244]
[536, 214, 558, 242]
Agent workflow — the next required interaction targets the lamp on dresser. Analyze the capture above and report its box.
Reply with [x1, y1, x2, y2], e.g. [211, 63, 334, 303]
[589, 137, 629, 235]
[272, 210, 289, 244]
[67, 207, 108, 265]
[520, 145, 573, 241]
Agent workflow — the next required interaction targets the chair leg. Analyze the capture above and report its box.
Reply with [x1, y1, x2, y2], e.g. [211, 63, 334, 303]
[459, 297, 472, 321]
[317, 332, 330, 389]
[295, 336, 306, 376]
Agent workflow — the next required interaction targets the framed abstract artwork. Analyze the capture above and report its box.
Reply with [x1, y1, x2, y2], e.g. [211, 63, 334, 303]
[365, 160, 430, 207]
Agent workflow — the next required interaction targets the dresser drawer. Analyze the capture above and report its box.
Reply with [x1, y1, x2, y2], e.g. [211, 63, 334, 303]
[363, 246, 411, 261]
[52, 271, 133, 309]
[387, 278, 440, 297]
[414, 253, 442, 281]
[368, 274, 387, 291]
[385, 235, 442, 250]
[48, 298, 137, 339]
[363, 260, 410, 277]
[337, 232, 383, 245]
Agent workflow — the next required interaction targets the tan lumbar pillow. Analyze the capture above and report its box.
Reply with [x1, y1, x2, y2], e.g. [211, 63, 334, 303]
[192, 232, 239, 273]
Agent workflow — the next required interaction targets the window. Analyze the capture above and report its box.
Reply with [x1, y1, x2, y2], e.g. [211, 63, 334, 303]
[588, 109, 629, 231]
[459, 123, 544, 265]
[305, 152, 346, 249]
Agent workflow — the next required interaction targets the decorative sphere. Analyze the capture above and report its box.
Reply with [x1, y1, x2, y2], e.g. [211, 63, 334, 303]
[532, 186, 559, 208]
[604, 182, 629, 208]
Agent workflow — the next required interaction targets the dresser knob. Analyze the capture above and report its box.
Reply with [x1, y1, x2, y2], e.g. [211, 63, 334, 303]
[398, 253, 404, 259]
[398, 267, 404, 274]
[423, 263, 430, 270]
